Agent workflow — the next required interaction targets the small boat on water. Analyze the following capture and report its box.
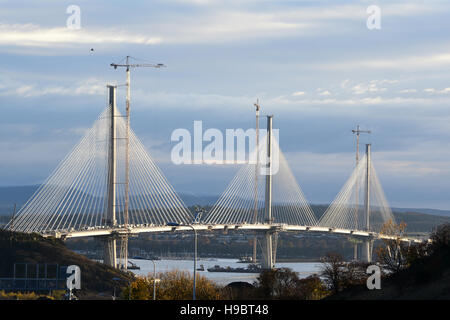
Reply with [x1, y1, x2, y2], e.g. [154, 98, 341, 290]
[196, 264, 205, 271]
[127, 261, 141, 270]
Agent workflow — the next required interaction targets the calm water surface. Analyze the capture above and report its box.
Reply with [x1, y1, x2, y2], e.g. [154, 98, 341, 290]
[128, 258, 322, 286]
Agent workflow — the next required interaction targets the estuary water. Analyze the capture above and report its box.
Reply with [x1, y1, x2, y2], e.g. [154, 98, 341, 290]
[128, 258, 323, 286]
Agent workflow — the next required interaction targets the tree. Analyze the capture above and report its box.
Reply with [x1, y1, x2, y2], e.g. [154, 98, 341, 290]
[320, 253, 346, 293]
[122, 277, 152, 300]
[320, 253, 367, 293]
[296, 275, 329, 300]
[376, 220, 411, 273]
[254, 268, 300, 299]
[430, 223, 450, 254]
[253, 268, 328, 300]
[123, 270, 223, 300]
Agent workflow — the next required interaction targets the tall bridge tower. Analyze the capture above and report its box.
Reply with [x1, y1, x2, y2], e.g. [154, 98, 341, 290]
[362, 143, 373, 263]
[262, 115, 276, 270]
[104, 85, 118, 268]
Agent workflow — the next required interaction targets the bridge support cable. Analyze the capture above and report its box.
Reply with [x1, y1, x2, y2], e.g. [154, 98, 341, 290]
[204, 116, 316, 269]
[204, 137, 317, 227]
[6, 99, 192, 234]
[319, 146, 395, 235]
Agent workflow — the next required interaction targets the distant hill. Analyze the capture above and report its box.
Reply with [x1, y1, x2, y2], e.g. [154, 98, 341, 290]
[1, 185, 449, 233]
[390, 206, 450, 217]
[179, 193, 219, 207]
[0, 185, 219, 214]
[0, 185, 39, 214]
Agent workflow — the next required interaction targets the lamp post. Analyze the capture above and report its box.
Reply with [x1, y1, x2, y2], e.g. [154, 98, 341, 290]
[150, 259, 159, 300]
[187, 225, 197, 300]
[167, 222, 197, 300]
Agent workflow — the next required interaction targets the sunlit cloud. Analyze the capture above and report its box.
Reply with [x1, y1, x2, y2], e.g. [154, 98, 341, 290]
[318, 52, 450, 71]
[0, 77, 106, 97]
[0, 24, 163, 47]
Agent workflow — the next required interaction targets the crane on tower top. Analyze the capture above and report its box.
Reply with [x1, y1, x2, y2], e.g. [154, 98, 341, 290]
[110, 56, 165, 270]
[352, 125, 371, 165]
[351, 125, 371, 261]
[110, 56, 165, 122]
[110, 56, 165, 71]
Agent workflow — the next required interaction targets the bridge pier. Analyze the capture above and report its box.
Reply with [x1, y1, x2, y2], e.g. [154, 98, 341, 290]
[349, 237, 362, 261]
[360, 239, 373, 263]
[262, 231, 277, 270]
[103, 236, 117, 268]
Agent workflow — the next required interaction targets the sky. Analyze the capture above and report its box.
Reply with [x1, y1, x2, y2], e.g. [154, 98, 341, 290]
[1, 0, 450, 209]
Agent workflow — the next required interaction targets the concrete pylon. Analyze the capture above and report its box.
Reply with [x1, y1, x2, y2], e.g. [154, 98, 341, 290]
[262, 115, 275, 270]
[361, 144, 372, 263]
[104, 237, 117, 268]
[361, 239, 373, 263]
[104, 85, 117, 268]
[262, 234, 274, 270]
[364, 144, 371, 232]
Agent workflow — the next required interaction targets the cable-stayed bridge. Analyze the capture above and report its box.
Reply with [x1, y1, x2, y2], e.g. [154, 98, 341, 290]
[5, 86, 427, 270]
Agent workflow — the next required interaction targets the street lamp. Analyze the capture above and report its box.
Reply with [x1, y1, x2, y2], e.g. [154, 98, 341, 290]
[150, 259, 160, 300]
[167, 222, 197, 300]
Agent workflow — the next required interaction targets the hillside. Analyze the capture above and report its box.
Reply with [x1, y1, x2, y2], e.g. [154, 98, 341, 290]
[0, 230, 133, 298]
[327, 224, 450, 299]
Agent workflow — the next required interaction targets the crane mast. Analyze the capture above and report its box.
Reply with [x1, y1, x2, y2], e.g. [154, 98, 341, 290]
[252, 99, 260, 264]
[110, 56, 165, 269]
[351, 125, 371, 260]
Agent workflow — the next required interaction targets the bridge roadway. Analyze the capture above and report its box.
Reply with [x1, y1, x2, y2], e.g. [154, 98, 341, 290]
[43, 223, 428, 243]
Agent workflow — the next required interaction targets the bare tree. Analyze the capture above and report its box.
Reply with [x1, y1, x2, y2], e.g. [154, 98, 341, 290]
[320, 253, 368, 293]
[376, 220, 410, 273]
[320, 253, 346, 293]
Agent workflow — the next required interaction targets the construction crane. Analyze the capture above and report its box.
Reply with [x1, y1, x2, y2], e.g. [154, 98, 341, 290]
[110, 56, 165, 270]
[252, 99, 260, 264]
[352, 125, 371, 166]
[351, 125, 371, 260]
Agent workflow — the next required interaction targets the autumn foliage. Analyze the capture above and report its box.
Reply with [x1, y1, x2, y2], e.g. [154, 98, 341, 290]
[122, 270, 223, 300]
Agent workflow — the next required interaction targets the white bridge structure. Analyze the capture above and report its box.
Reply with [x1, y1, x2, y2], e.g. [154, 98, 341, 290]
[6, 86, 427, 270]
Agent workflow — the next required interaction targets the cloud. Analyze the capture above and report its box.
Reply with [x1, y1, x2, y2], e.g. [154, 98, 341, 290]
[350, 80, 397, 95]
[422, 87, 450, 94]
[340, 79, 350, 88]
[319, 52, 450, 71]
[0, 24, 163, 48]
[399, 89, 417, 94]
[0, 2, 444, 50]
[0, 77, 106, 97]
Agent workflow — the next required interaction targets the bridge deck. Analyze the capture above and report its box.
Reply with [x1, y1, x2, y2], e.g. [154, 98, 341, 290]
[42, 223, 428, 243]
